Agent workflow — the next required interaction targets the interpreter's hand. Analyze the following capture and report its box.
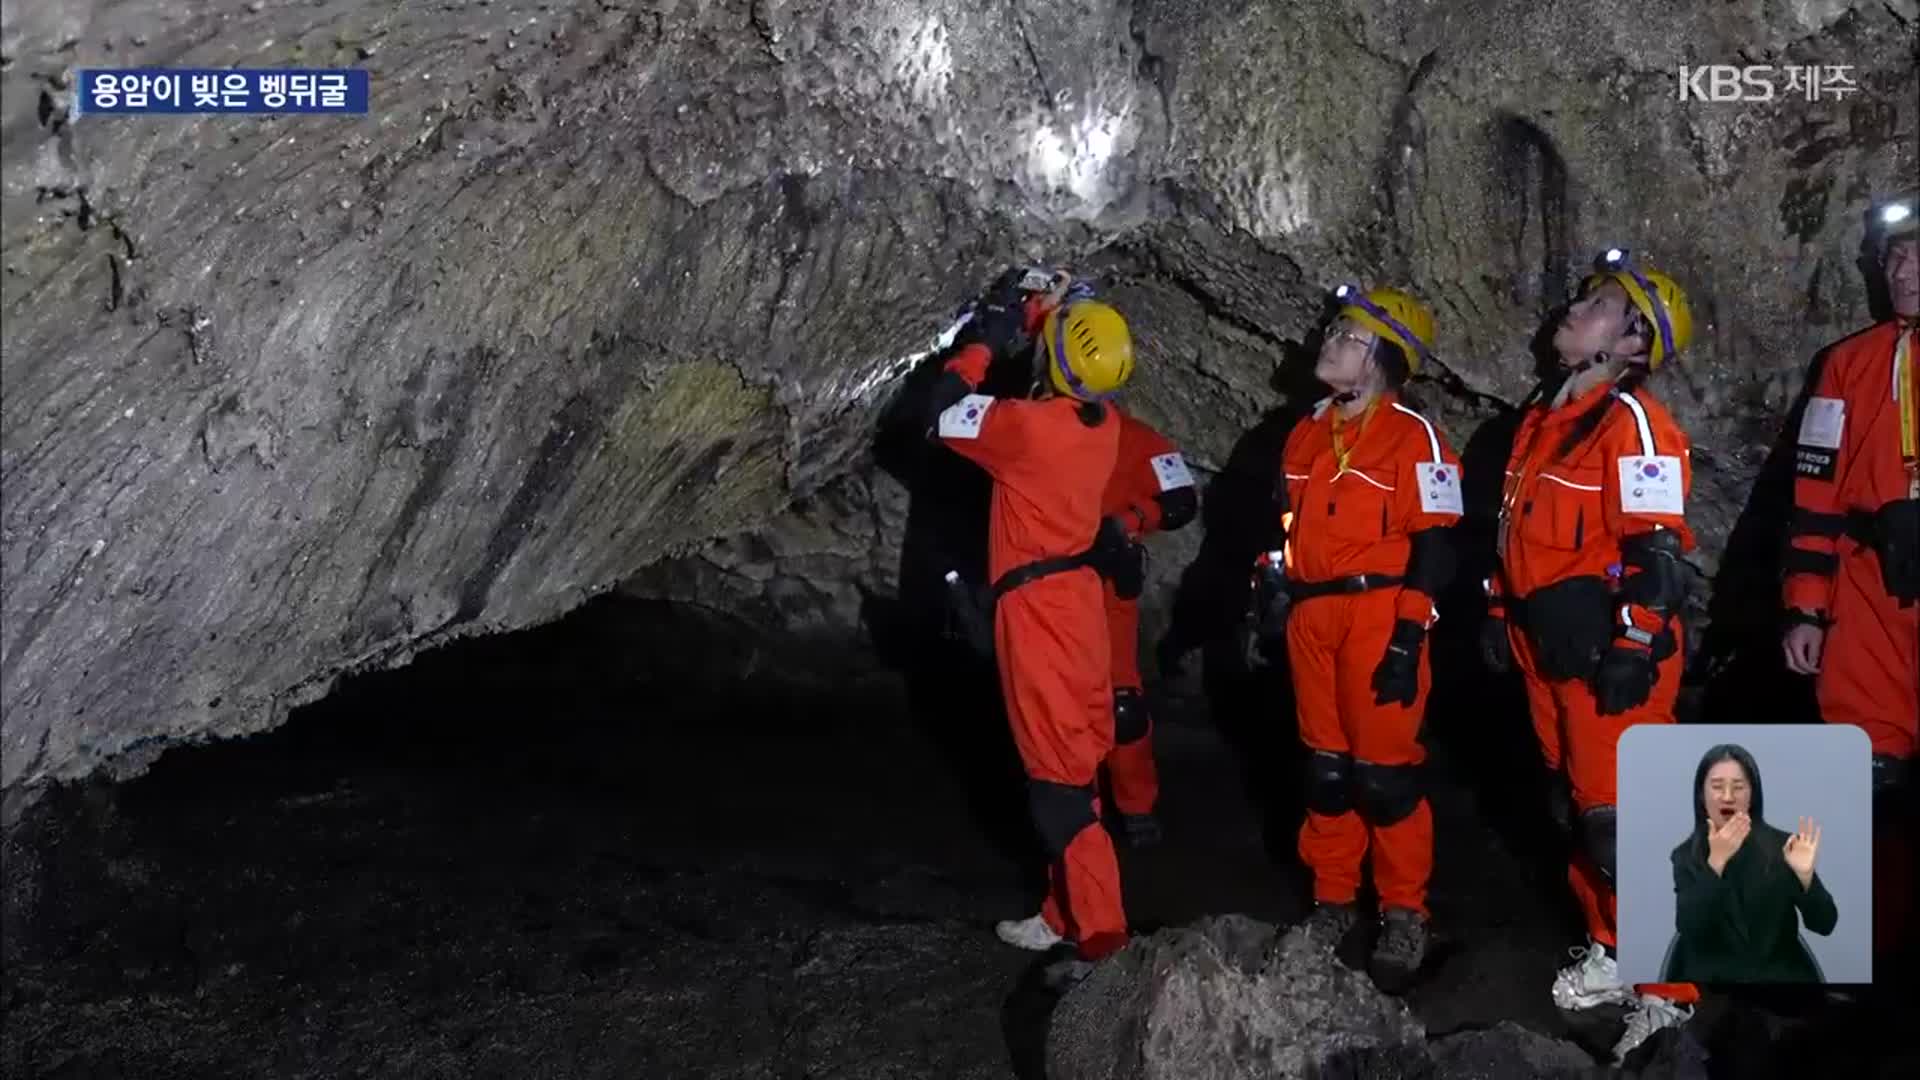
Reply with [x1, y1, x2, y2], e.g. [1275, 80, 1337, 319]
[1706, 810, 1751, 876]
[1782, 622, 1825, 676]
[1784, 816, 1821, 886]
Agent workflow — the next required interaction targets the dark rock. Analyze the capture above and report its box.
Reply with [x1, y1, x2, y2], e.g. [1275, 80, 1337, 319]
[1618, 1025, 1711, 1079]
[1425, 1021, 1599, 1079]
[1045, 914, 1427, 1080]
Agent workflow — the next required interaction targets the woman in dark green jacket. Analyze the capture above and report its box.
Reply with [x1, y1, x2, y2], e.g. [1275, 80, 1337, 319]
[1662, 744, 1838, 984]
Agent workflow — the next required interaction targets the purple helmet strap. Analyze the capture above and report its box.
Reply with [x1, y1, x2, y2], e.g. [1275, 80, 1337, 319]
[1341, 289, 1432, 367]
[1617, 265, 1675, 362]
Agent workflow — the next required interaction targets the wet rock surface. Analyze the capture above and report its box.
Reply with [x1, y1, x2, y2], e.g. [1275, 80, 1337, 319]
[5, 0, 1917, 805]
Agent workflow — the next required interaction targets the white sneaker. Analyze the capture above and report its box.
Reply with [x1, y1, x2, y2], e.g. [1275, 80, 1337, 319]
[995, 913, 1064, 951]
[1612, 993, 1693, 1062]
[1551, 938, 1632, 1010]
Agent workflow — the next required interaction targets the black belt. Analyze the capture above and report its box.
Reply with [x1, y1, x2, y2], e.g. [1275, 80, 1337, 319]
[992, 553, 1095, 598]
[1847, 500, 1920, 542]
[1288, 573, 1404, 602]
[1846, 508, 1877, 546]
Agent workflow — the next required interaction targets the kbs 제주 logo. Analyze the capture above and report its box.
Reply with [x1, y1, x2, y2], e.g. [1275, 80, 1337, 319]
[1677, 64, 1860, 103]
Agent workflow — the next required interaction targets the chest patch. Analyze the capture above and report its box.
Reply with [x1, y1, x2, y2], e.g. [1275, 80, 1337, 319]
[1618, 455, 1685, 515]
[1415, 462, 1464, 515]
[1797, 396, 1845, 451]
[938, 394, 993, 440]
[1150, 451, 1195, 491]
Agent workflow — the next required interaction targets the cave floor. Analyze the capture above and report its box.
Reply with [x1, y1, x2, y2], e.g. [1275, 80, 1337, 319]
[3, 632, 1915, 1079]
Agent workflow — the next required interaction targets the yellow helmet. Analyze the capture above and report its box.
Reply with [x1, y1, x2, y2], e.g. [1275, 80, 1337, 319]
[1582, 250, 1694, 369]
[1334, 285, 1436, 375]
[1040, 299, 1135, 399]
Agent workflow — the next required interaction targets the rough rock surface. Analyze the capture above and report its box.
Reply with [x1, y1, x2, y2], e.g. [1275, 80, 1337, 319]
[7, 602, 1919, 1077]
[1044, 913, 1708, 1080]
[1423, 1022, 1601, 1079]
[4, 0, 1917, 803]
[1044, 914, 1430, 1080]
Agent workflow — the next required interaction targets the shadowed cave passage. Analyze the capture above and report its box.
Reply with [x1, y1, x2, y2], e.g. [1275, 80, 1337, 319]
[2, 593, 1918, 1080]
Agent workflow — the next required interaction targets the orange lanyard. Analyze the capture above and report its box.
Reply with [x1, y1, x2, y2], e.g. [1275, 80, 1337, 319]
[1329, 397, 1380, 473]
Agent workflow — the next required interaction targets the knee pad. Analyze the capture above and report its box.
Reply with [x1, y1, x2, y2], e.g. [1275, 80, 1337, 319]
[1353, 760, 1424, 826]
[1113, 688, 1151, 745]
[1581, 805, 1618, 884]
[1304, 749, 1354, 816]
[1028, 779, 1099, 858]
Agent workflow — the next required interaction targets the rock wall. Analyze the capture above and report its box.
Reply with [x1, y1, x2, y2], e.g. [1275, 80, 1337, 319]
[4, 0, 1916, 808]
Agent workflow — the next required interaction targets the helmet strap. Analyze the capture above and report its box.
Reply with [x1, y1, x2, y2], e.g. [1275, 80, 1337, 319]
[1554, 353, 1625, 408]
[1564, 350, 1607, 375]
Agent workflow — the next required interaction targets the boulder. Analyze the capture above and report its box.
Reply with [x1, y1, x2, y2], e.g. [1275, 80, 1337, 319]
[1045, 914, 1428, 1080]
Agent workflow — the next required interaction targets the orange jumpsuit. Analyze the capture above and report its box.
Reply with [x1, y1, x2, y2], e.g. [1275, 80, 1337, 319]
[1099, 408, 1197, 818]
[1493, 377, 1698, 1002]
[935, 342, 1127, 960]
[1783, 319, 1919, 954]
[1280, 392, 1461, 916]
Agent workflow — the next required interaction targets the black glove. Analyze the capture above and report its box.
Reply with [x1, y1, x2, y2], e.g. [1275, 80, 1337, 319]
[1241, 614, 1281, 671]
[1592, 641, 1658, 715]
[954, 267, 1038, 364]
[1371, 618, 1426, 707]
[1242, 552, 1290, 670]
[1480, 614, 1513, 674]
[1092, 516, 1147, 600]
[1251, 556, 1290, 635]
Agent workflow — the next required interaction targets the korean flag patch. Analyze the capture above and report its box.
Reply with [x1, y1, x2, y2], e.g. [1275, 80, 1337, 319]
[938, 394, 994, 440]
[1150, 451, 1195, 491]
[1415, 461, 1464, 515]
[1618, 455, 1685, 515]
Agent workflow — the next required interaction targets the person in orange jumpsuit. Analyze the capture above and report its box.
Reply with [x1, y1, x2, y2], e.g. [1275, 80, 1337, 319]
[927, 269, 1137, 978]
[1097, 408, 1198, 848]
[1480, 249, 1701, 1061]
[1251, 286, 1461, 991]
[996, 406, 1197, 947]
[1781, 187, 1920, 963]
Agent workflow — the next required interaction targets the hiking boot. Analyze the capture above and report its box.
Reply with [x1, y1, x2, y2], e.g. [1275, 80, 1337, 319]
[1369, 907, 1429, 990]
[995, 913, 1063, 952]
[1117, 812, 1163, 848]
[1551, 937, 1632, 1010]
[1288, 901, 1360, 952]
[1612, 992, 1694, 1062]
